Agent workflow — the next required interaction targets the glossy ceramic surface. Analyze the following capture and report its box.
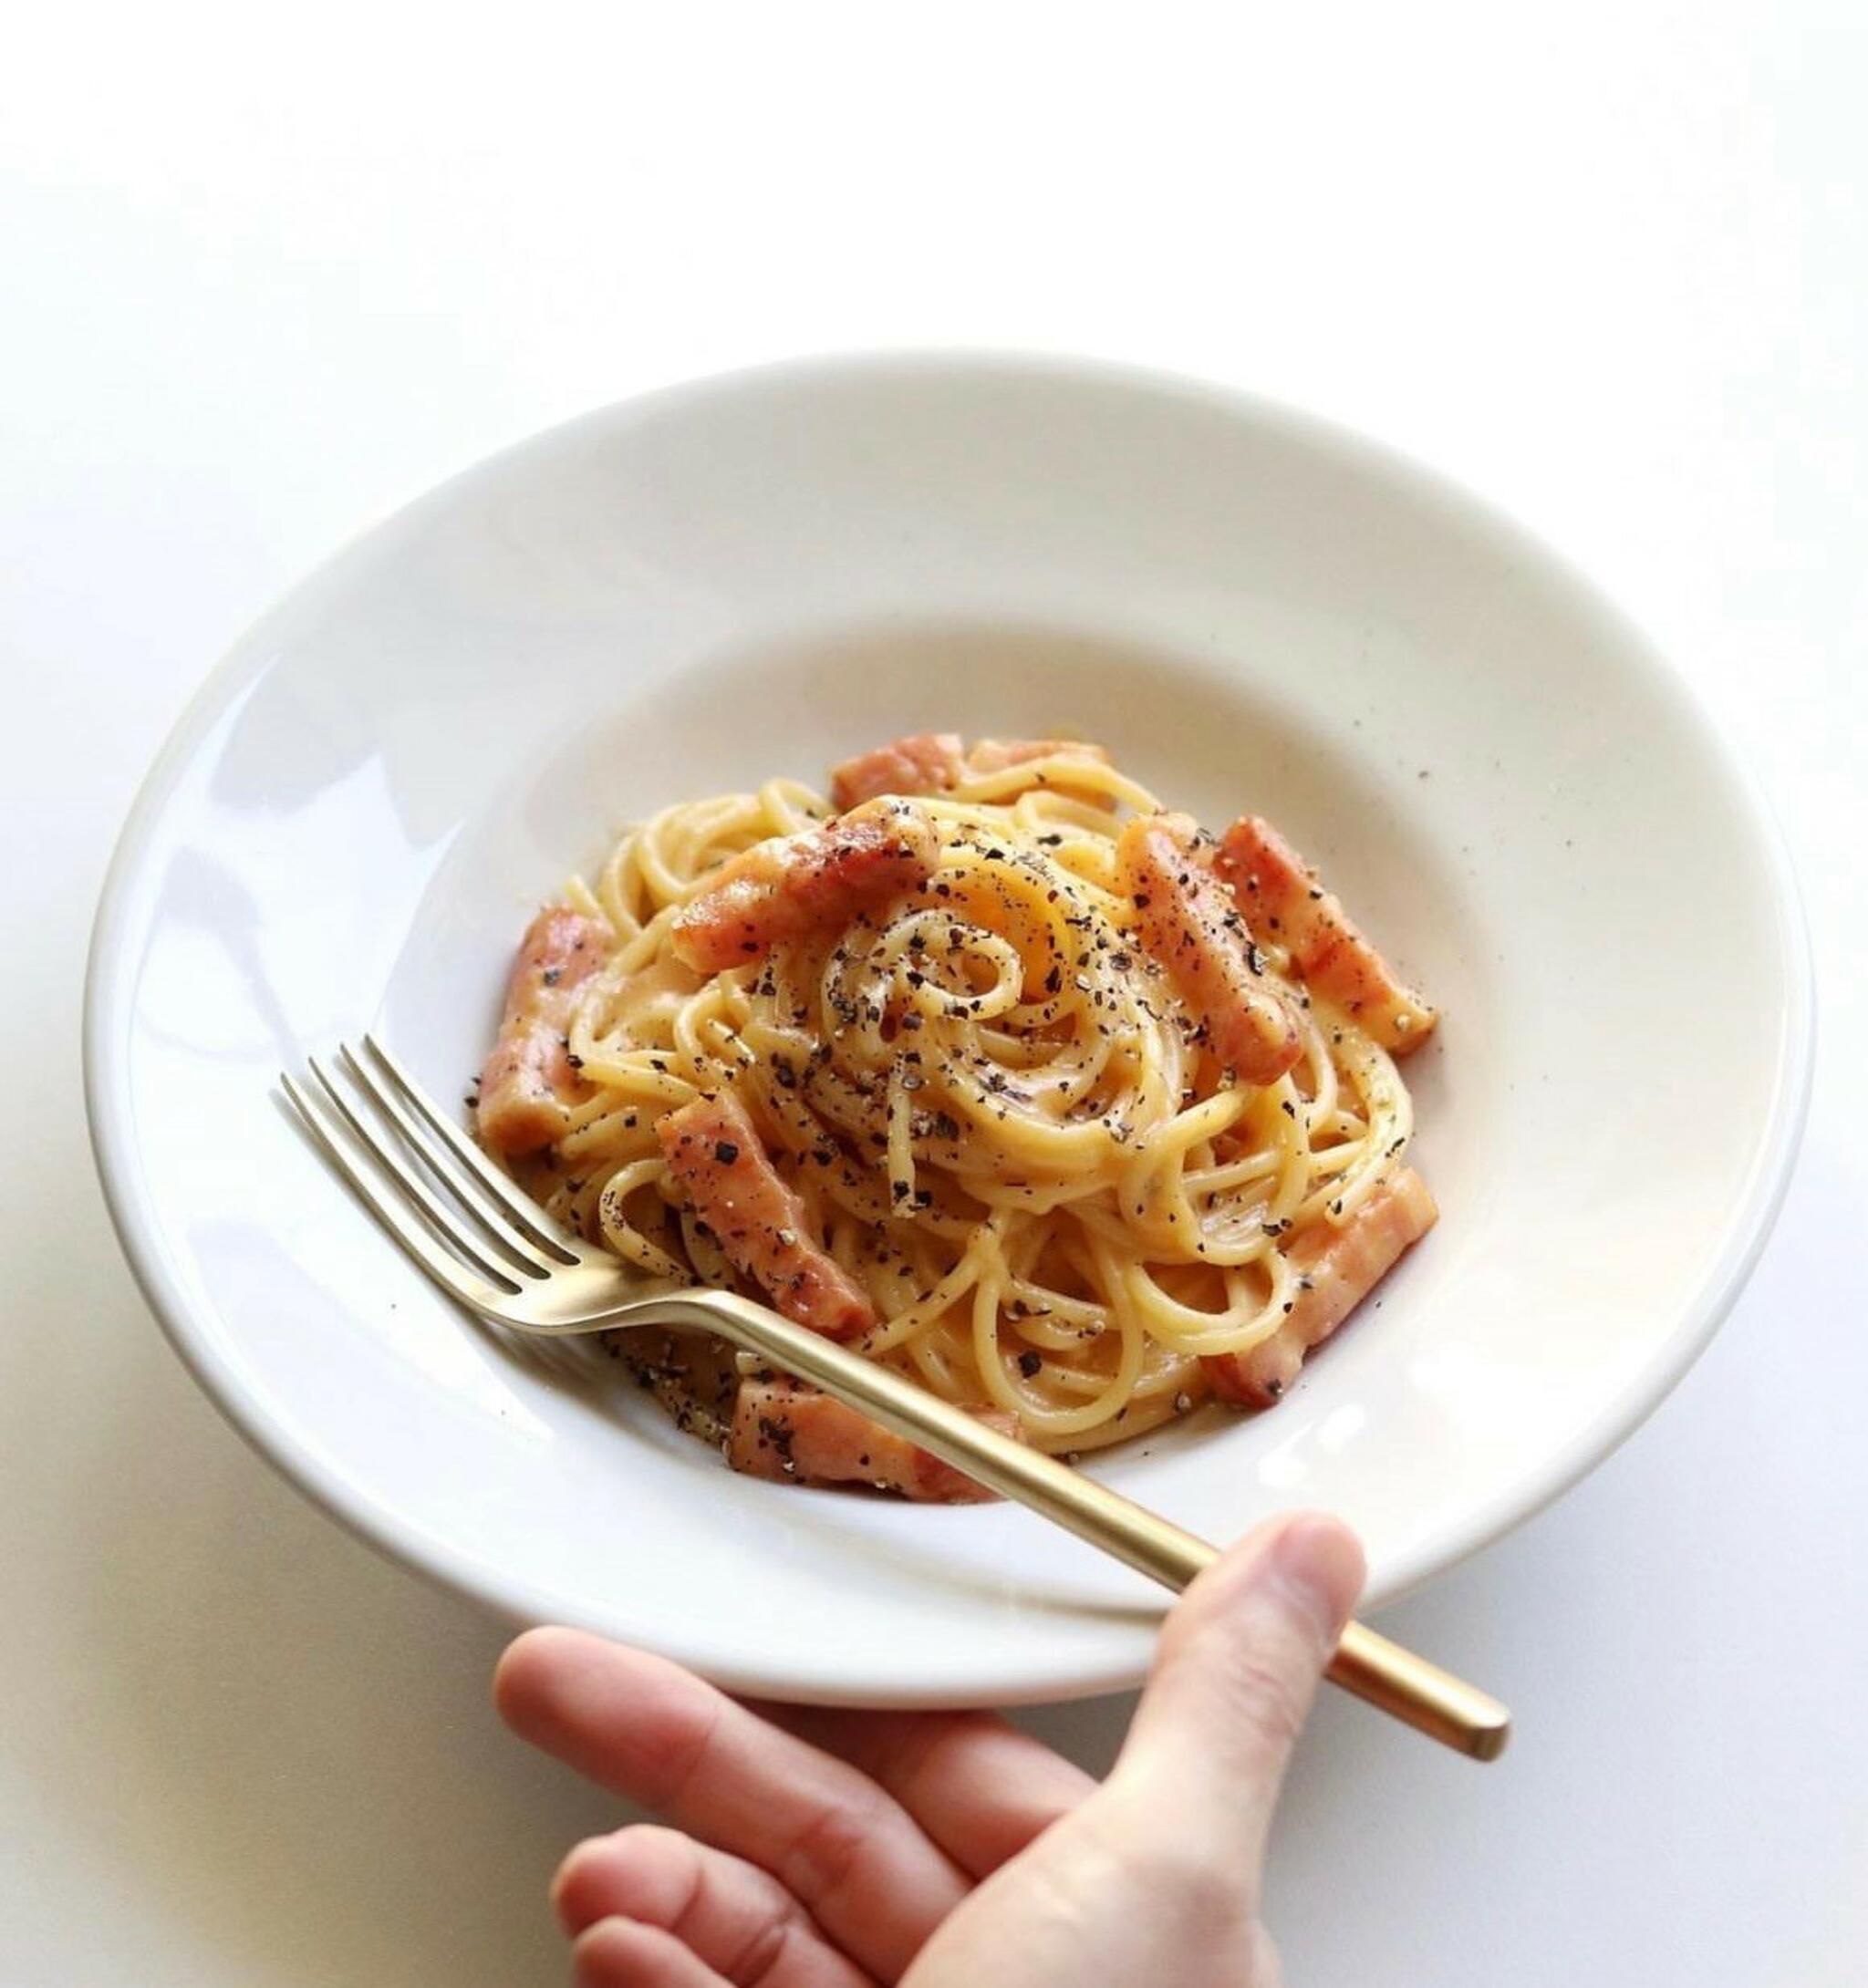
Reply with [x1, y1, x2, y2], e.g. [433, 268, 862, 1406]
[85, 356, 1811, 1704]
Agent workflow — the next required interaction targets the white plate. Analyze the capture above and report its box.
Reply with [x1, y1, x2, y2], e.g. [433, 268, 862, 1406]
[85, 355, 1812, 1707]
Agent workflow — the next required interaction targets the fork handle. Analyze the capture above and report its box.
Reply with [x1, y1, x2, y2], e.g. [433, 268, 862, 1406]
[635, 1290, 1510, 1761]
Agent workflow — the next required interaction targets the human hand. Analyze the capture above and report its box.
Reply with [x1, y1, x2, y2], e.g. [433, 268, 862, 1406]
[495, 1511, 1365, 1987]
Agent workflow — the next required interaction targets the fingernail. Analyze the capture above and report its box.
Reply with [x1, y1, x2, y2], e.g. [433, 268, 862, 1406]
[1268, 1514, 1365, 1641]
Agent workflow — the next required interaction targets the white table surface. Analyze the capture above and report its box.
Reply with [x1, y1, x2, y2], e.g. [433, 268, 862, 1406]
[5, 6, 1864, 1982]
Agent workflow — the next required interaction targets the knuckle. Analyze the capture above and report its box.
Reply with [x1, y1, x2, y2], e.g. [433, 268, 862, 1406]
[777, 1792, 884, 1904]
[725, 1904, 804, 1988]
[1204, 1637, 1313, 1755]
[633, 1693, 727, 1812]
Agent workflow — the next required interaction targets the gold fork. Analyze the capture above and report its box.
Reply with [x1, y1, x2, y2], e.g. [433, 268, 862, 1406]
[284, 1036, 1510, 1762]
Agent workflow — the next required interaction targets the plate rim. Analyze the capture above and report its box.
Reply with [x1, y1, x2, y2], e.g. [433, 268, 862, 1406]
[82, 349, 1817, 1704]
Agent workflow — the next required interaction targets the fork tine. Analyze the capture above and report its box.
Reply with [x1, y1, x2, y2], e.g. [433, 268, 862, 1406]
[337, 1045, 562, 1277]
[304, 1057, 541, 1289]
[362, 1033, 582, 1262]
[282, 1074, 523, 1305]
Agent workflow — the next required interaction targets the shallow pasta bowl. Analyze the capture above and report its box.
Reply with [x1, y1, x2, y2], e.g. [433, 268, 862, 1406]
[84, 354, 1812, 1706]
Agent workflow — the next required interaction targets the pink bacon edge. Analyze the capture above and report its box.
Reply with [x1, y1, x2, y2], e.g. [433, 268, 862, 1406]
[1116, 812, 1302, 1084]
[828, 732, 1111, 808]
[1216, 816, 1437, 1055]
[669, 798, 939, 974]
[728, 1373, 1018, 1501]
[476, 906, 611, 1156]
[1204, 1169, 1438, 1407]
[656, 1092, 876, 1339]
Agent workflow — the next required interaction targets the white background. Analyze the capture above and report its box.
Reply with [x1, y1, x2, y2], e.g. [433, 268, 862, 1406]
[5, 5, 1864, 1983]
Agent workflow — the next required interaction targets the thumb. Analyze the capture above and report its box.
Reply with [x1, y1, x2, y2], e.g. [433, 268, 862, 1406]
[1110, 1512, 1365, 1865]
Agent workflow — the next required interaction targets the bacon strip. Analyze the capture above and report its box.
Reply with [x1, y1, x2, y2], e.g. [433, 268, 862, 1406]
[966, 737, 1111, 782]
[828, 733, 1110, 808]
[829, 732, 966, 809]
[1204, 1169, 1438, 1406]
[728, 1375, 1017, 1502]
[1217, 817, 1437, 1054]
[475, 907, 610, 1156]
[1116, 812, 1302, 1084]
[657, 1092, 875, 1338]
[669, 799, 938, 974]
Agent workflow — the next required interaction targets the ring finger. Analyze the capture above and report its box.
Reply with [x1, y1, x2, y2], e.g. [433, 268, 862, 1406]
[555, 1823, 876, 1988]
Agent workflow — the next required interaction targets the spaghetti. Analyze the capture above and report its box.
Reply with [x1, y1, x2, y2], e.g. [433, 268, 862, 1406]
[477, 734, 1438, 1497]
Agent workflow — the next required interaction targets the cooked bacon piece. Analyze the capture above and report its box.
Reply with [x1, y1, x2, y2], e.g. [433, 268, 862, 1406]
[827, 733, 1110, 808]
[1204, 1169, 1438, 1407]
[966, 737, 1111, 782]
[1116, 812, 1302, 1084]
[728, 1374, 1018, 1502]
[669, 799, 938, 973]
[476, 907, 610, 1156]
[829, 732, 966, 809]
[1216, 816, 1437, 1055]
[657, 1092, 875, 1338]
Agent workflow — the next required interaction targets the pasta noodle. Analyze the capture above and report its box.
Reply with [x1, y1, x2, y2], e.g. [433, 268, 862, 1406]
[479, 737, 1436, 1495]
